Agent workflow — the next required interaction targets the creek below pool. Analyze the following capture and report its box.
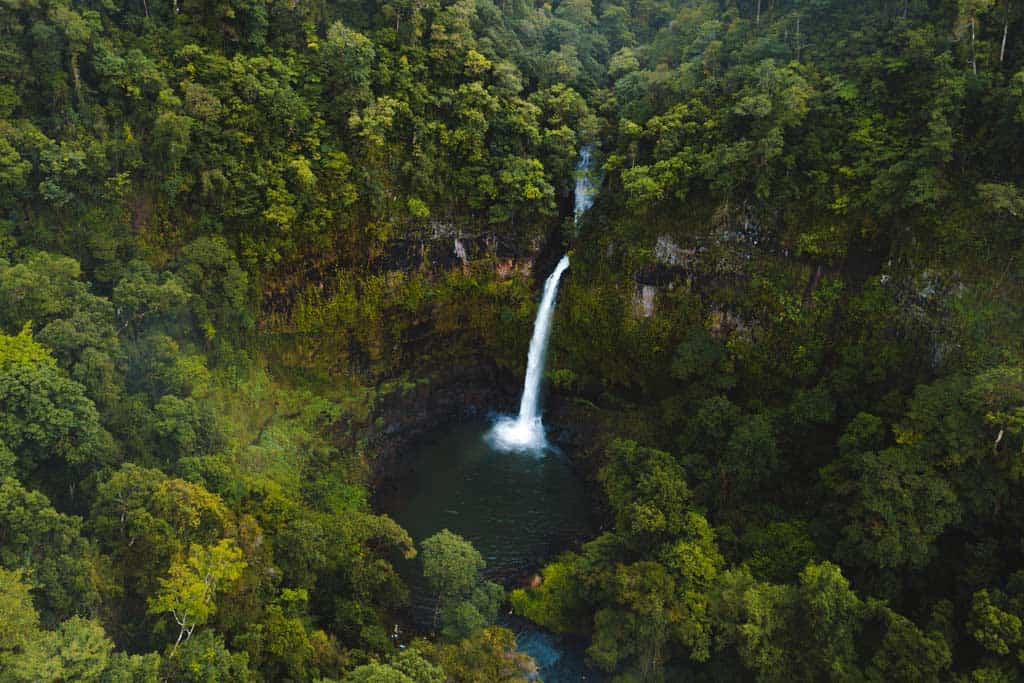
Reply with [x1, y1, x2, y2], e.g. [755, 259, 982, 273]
[377, 420, 604, 681]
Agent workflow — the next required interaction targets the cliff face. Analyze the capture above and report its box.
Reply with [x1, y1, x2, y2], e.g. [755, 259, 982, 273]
[300, 201, 838, 477]
[260, 214, 571, 475]
[364, 361, 510, 482]
[371, 220, 543, 274]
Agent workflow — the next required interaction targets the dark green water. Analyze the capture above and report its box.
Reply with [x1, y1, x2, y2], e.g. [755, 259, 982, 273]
[378, 421, 601, 681]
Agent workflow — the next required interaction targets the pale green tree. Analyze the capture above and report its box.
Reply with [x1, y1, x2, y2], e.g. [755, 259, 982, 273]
[148, 539, 246, 653]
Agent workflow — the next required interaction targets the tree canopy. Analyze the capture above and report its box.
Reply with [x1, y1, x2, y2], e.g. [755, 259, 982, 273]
[2, 0, 1024, 679]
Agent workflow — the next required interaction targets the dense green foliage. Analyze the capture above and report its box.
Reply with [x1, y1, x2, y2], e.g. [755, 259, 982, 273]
[0, 0, 597, 679]
[520, 1, 1024, 680]
[1, 0, 1024, 680]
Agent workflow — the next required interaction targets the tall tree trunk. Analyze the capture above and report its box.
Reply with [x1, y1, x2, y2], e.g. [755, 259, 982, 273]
[757, 0, 762, 25]
[173, 627, 185, 654]
[1002, 0, 1010, 62]
[796, 16, 802, 62]
[972, 17, 978, 74]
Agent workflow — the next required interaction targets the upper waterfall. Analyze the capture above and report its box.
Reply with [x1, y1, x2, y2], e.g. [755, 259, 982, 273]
[574, 145, 596, 222]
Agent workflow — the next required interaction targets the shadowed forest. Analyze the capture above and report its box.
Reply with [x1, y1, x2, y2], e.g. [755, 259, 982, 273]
[1, 0, 1024, 680]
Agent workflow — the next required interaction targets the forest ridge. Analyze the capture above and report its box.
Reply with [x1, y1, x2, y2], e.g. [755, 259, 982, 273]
[1, 0, 1024, 681]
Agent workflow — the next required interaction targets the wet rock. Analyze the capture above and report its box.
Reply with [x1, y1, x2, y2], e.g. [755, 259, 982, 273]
[365, 361, 515, 482]
[633, 283, 657, 318]
[654, 234, 696, 267]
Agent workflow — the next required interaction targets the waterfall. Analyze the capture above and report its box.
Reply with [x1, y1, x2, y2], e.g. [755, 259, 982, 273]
[489, 147, 594, 453]
[574, 146, 596, 222]
[516, 255, 571, 427]
[489, 256, 570, 452]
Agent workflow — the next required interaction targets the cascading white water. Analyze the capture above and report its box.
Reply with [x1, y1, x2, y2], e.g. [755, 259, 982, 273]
[574, 146, 596, 222]
[489, 256, 570, 451]
[489, 148, 595, 452]
[515, 254, 570, 426]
